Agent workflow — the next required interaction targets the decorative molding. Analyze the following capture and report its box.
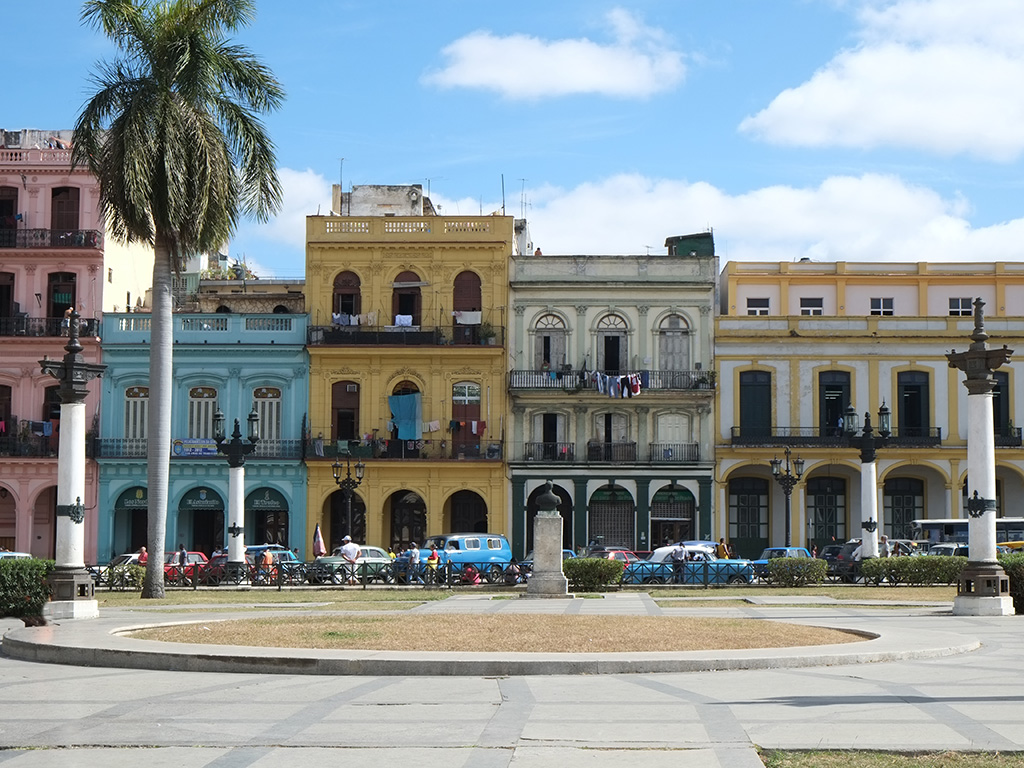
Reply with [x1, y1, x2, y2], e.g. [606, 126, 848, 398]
[514, 304, 526, 316]
[24, 264, 36, 275]
[575, 305, 588, 316]
[699, 305, 711, 315]
[637, 305, 650, 315]
[573, 405, 589, 415]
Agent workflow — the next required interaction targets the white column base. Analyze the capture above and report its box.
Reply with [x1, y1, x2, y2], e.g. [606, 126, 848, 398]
[43, 599, 99, 621]
[952, 595, 1015, 616]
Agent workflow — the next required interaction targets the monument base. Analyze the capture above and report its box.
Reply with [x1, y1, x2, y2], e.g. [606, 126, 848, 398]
[44, 599, 99, 621]
[952, 594, 1014, 616]
[522, 572, 573, 599]
[953, 561, 1014, 616]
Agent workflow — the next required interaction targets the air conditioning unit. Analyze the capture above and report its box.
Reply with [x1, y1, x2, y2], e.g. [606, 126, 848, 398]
[346, 384, 358, 393]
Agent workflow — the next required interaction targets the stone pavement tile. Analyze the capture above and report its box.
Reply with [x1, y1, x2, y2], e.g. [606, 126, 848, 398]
[747, 720, 972, 750]
[506, 744, 763, 767]
[299, 704, 494, 747]
[0, 747, 233, 768]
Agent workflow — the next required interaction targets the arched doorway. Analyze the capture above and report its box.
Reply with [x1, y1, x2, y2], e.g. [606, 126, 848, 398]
[587, 484, 635, 549]
[178, 487, 224, 556]
[391, 270, 422, 326]
[727, 476, 769, 559]
[387, 380, 421, 458]
[113, 486, 148, 556]
[389, 490, 426, 549]
[333, 270, 361, 319]
[452, 270, 482, 344]
[31, 486, 57, 559]
[650, 484, 694, 547]
[0, 484, 16, 552]
[525, 483, 572, 554]
[448, 490, 488, 533]
[328, 489, 366, 549]
[246, 487, 289, 547]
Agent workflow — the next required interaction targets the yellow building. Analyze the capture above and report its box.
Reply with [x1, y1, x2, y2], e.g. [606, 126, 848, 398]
[305, 185, 511, 552]
[715, 261, 1024, 558]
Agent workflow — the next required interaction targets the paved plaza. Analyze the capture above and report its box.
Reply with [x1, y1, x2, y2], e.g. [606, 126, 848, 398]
[1, 593, 1023, 767]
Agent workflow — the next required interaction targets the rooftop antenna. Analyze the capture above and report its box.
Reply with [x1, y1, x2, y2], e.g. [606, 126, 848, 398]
[501, 174, 505, 216]
[519, 179, 527, 219]
[644, 245, 652, 256]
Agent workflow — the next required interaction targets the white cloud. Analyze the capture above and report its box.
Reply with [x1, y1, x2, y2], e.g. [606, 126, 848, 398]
[739, 0, 1024, 160]
[232, 167, 331, 277]
[517, 173, 1024, 264]
[422, 8, 684, 100]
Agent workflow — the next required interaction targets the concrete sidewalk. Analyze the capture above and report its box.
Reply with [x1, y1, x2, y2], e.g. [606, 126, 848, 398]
[1, 593, 1023, 768]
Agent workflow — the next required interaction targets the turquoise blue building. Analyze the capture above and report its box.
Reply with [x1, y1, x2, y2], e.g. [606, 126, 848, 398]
[95, 310, 309, 563]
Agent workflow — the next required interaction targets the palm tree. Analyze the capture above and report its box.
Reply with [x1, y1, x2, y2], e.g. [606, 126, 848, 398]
[73, 0, 283, 597]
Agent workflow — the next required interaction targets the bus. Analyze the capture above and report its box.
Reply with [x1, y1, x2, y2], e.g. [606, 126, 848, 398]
[911, 517, 1024, 546]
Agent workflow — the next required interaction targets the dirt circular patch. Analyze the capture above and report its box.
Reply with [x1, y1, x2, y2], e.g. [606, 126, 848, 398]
[133, 614, 864, 653]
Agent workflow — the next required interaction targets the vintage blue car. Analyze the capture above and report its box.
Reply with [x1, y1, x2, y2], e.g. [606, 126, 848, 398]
[750, 546, 813, 580]
[621, 544, 755, 585]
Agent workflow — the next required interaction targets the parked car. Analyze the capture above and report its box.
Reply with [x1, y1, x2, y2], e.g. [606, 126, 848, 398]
[163, 550, 208, 584]
[203, 544, 300, 584]
[927, 542, 969, 557]
[309, 545, 393, 584]
[0, 551, 32, 561]
[751, 547, 812, 580]
[394, 533, 513, 584]
[817, 543, 844, 577]
[623, 544, 754, 585]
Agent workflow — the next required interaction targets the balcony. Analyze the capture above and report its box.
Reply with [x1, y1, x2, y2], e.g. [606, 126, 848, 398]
[101, 313, 308, 345]
[508, 369, 714, 392]
[0, 228, 103, 249]
[308, 324, 504, 347]
[0, 316, 99, 338]
[996, 427, 1023, 448]
[95, 438, 303, 460]
[306, 438, 503, 461]
[0, 434, 58, 458]
[518, 441, 702, 464]
[648, 442, 701, 462]
[731, 426, 943, 448]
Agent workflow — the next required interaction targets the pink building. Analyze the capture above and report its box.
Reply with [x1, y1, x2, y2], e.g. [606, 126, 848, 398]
[0, 129, 108, 559]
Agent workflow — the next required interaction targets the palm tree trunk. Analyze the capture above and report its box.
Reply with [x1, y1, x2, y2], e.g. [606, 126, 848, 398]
[142, 233, 173, 598]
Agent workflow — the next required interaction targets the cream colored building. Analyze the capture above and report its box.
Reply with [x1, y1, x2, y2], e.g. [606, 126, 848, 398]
[715, 260, 1024, 558]
[507, 233, 718, 557]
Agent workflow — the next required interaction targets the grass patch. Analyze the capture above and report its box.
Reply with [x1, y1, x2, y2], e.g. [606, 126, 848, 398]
[645, 585, 956, 602]
[760, 750, 1024, 767]
[131, 614, 863, 653]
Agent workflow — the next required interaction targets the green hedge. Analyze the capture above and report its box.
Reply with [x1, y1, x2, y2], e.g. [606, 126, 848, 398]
[998, 553, 1024, 613]
[860, 555, 965, 586]
[0, 558, 54, 621]
[765, 557, 827, 586]
[563, 558, 624, 592]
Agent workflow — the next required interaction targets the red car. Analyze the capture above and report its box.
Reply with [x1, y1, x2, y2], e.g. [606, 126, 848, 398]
[163, 550, 208, 585]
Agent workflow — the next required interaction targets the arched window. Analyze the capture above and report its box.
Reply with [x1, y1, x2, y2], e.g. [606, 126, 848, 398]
[124, 386, 149, 440]
[253, 386, 282, 443]
[333, 271, 361, 318]
[806, 475, 846, 547]
[0, 272, 13, 319]
[533, 313, 567, 369]
[47, 271, 76, 321]
[51, 187, 80, 231]
[728, 477, 769, 559]
[0, 188, 16, 247]
[452, 382, 482, 458]
[596, 314, 628, 373]
[387, 381, 421, 458]
[658, 314, 690, 371]
[331, 380, 360, 441]
[391, 270, 421, 326]
[188, 386, 218, 438]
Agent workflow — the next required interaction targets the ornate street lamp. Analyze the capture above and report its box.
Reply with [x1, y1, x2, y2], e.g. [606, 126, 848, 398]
[214, 406, 260, 568]
[332, 454, 365, 540]
[39, 309, 106, 620]
[770, 446, 805, 547]
[844, 402, 892, 558]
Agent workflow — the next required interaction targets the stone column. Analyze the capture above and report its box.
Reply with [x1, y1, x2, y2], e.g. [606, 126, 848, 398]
[947, 298, 1013, 616]
[227, 465, 246, 563]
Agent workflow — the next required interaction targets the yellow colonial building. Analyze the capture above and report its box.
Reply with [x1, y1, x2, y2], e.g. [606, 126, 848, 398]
[305, 185, 512, 552]
[715, 260, 1024, 558]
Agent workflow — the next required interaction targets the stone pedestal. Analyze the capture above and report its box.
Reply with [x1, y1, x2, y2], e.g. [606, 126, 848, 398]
[953, 561, 1014, 616]
[524, 515, 571, 599]
[44, 567, 99, 621]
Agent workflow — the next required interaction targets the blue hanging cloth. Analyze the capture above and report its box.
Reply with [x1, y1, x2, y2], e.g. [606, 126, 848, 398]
[387, 393, 423, 440]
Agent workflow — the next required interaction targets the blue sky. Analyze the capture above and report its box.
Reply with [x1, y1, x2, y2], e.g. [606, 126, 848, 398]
[6, 0, 1024, 277]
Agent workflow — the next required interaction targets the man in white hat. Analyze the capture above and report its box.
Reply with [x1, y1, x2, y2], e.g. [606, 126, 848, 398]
[339, 535, 361, 585]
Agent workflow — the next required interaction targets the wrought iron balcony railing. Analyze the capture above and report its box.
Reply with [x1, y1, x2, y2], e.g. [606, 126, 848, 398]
[508, 369, 714, 391]
[0, 228, 103, 249]
[0, 316, 99, 338]
[309, 324, 504, 347]
[730, 425, 943, 447]
[95, 438, 303, 460]
[306, 438, 503, 461]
